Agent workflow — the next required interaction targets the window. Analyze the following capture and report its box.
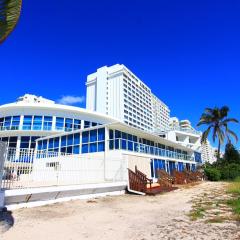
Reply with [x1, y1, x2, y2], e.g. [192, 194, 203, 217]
[43, 116, 52, 131]
[65, 118, 73, 131]
[48, 139, 54, 149]
[67, 134, 73, 145]
[56, 117, 64, 130]
[82, 131, 89, 143]
[90, 129, 97, 142]
[9, 137, 17, 148]
[54, 137, 60, 149]
[73, 119, 81, 130]
[84, 121, 90, 128]
[73, 133, 80, 145]
[23, 116, 32, 130]
[0, 118, 4, 129]
[73, 145, 80, 154]
[11, 116, 20, 130]
[98, 128, 105, 141]
[61, 136, 67, 147]
[33, 116, 42, 130]
[20, 136, 30, 149]
[4, 117, 11, 130]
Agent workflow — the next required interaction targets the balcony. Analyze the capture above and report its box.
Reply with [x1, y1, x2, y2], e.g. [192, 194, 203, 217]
[108, 139, 195, 162]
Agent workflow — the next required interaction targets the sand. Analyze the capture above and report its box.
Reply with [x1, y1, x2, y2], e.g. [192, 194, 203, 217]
[1, 181, 240, 240]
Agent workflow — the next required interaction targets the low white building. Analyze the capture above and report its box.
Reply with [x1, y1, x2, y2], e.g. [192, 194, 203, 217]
[0, 94, 118, 153]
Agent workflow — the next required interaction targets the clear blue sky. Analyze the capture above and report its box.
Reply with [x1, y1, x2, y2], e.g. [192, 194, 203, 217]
[0, 0, 239, 148]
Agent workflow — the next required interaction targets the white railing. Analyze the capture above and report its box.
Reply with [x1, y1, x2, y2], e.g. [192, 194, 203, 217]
[109, 139, 195, 161]
[1, 148, 127, 190]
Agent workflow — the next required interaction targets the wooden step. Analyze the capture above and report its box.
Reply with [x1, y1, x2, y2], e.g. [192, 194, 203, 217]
[145, 186, 178, 196]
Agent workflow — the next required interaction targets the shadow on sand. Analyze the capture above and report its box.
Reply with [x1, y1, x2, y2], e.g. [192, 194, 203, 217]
[0, 208, 14, 233]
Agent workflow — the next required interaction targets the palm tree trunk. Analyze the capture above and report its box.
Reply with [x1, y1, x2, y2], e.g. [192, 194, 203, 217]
[217, 140, 221, 160]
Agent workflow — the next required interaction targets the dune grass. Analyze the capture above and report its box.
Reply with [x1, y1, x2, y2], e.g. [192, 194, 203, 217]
[226, 177, 240, 218]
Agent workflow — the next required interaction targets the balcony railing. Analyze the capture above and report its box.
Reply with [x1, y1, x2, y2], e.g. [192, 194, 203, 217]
[109, 139, 195, 162]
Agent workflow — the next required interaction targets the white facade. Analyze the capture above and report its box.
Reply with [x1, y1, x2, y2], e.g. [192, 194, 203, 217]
[86, 64, 170, 133]
[166, 117, 202, 152]
[152, 94, 170, 133]
[0, 94, 118, 152]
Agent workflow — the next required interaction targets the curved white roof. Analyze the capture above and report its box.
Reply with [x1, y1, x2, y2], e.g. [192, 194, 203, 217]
[0, 101, 119, 124]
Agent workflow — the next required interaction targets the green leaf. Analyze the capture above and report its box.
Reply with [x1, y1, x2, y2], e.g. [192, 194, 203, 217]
[0, 0, 22, 44]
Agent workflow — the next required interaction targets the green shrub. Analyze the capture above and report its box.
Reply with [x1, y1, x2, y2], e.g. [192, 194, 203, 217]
[204, 167, 221, 181]
[219, 164, 240, 180]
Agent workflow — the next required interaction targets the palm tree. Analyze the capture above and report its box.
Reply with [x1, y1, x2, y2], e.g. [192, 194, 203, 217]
[197, 106, 239, 160]
[0, 0, 22, 44]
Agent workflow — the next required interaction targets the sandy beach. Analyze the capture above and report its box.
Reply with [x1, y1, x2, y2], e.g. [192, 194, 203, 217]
[1, 181, 239, 240]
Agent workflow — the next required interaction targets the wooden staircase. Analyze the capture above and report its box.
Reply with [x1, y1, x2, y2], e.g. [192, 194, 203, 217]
[128, 166, 177, 196]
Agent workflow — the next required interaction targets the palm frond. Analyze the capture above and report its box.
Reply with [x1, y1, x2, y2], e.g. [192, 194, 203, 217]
[200, 126, 212, 144]
[221, 118, 239, 125]
[0, 0, 22, 44]
[216, 128, 225, 144]
[197, 113, 214, 127]
[223, 124, 239, 143]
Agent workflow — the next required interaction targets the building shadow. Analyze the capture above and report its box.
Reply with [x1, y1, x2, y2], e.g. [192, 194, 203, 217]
[0, 208, 14, 233]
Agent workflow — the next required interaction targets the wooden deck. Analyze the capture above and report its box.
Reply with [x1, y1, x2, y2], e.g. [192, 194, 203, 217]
[145, 185, 178, 196]
[128, 167, 177, 196]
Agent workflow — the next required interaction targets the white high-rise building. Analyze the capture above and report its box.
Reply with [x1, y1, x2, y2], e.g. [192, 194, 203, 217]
[152, 94, 170, 133]
[86, 64, 170, 133]
[201, 140, 217, 164]
[167, 117, 202, 152]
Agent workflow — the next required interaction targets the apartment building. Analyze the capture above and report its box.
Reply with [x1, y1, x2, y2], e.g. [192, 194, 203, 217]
[86, 64, 170, 133]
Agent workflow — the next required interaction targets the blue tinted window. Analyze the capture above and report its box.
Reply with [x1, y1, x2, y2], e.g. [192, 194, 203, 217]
[37, 141, 42, 150]
[82, 131, 89, 143]
[82, 144, 88, 153]
[65, 118, 73, 131]
[33, 116, 42, 130]
[127, 134, 133, 141]
[11, 116, 20, 129]
[56, 117, 64, 130]
[44, 116, 52, 121]
[98, 128, 105, 141]
[73, 145, 80, 154]
[23, 116, 32, 130]
[115, 139, 120, 149]
[67, 134, 73, 145]
[74, 119, 81, 130]
[115, 130, 121, 138]
[109, 130, 114, 139]
[98, 142, 105, 152]
[4, 117, 11, 129]
[61, 136, 67, 146]
[84, 121, 90, 128]
[74, 133, 80, 145]
[20, 136, 30, 148]
[48, 139, 54, 149]
[128, 141, 133, 151]
[133, 135, 137, 142]
[122, 132, 127, 140]
[43, 140, 48, 150]
[90, 129, 97, 142]
[61, 147, 66, 153]
[43, 116, 52, 130]
[90, 143, 97, 152]
[54, 137, 60, 148]
[67, 146, 73, 154]
[122, 139, 127, 150]
[109, 140, 114, 150]
[92, 122, 97, 127]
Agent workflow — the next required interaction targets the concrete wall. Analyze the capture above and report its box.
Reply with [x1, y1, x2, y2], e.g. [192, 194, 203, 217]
[125, 153, 151, 178]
